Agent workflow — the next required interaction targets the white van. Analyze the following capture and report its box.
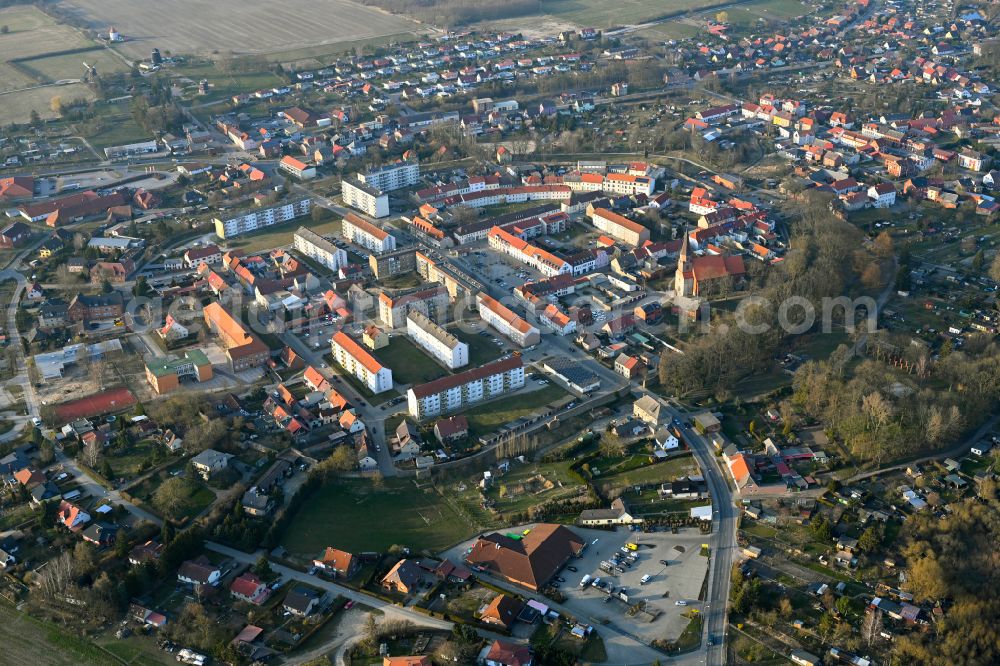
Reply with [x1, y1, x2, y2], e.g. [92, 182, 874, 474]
[640, 574, 652, 585]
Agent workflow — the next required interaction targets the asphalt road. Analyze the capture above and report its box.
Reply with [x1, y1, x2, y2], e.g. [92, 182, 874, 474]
[636, 388, 736, 666]
[204, 541, 452, 632]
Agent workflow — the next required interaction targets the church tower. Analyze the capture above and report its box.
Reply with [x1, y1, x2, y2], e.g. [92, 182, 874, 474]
[674, 227, 691, 296]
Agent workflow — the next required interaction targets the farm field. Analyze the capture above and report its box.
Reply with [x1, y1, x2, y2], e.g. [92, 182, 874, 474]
[280, 477, 474, 555]
[59, 0, 423, 59]
[1, 82, 96, 122]
[0, 602, 119, 666]
[19, 49, 130, 85]
[0, 6, 92, 72]
[542, 0, 731, 28]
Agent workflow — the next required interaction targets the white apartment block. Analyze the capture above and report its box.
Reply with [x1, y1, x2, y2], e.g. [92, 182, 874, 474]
[342, 213, 396, 253]
[342, 177, 390, 218]
[292, 227, 348, 271]
[213, 199, 312, 240]
[406, 310, 468, 370]
[476, 293, 541, 348]
[406, 355, 525, 419]
[330, 331, 393, 394]
[357, 160, 419, 192]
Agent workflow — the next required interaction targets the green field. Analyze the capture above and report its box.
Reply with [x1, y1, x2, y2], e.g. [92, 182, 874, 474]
[1, 83, 96, 122]
[19, 49, 130, 84]
[480, 459, 584, 515]
[543, 0, 729, 27]
[228, 216, 343, 253]
[264, 33, 418, 66]
[281, 477, 474, 555]
[0, 6, 92, 70]
[174, 62, 285, 102]
[463, 384, 569, 432]
[0, 5, 106, 121]
[376, 336, 448, 385]
[79, 113, 155, 150]
[0, 602, 120, 666]
[593, 453, 700, 496]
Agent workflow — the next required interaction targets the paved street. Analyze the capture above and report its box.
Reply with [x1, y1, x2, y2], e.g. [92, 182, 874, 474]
[636, 388, 736, 666]
[204, 541, 452, 632]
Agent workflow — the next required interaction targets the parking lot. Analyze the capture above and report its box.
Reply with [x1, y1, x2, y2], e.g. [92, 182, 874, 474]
[557, 526, 710, 644]
[468, 247, 544, 290]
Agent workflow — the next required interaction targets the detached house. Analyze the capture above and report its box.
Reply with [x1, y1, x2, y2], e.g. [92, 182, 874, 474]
[868, 183, 896, 208]
[230, 572, 270, 605]
[312, 546, 359, 578]
[56, 501, 90, 531]
[177, 555, 221, 587]
[381, 558, 422, 595]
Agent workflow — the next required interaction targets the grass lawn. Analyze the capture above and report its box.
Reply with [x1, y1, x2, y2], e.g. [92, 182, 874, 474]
[376, 337, 448, 385]
[79, 114, 151, 150]
[532, 622, 607, 663]
[793, 330, 850, 359]
[0, 502, 36, 531]
[227, 216, 342, 253]
[481, 459, 586, 515]
[281, 477, 474, 555]
[452, 328, 505, 366]
[674, 613, 703, 651]
[19, 49, 130, 84]
[106, 439, 159, 479]
[593, 454, 700, 495]
[0, 601, 120, 666]
[96, 633, 172, 665]
[543, 0, 724, 27]
[176, 484, 216, 521]
[463, 384, 568, 433]
[173, 62, 285, 103]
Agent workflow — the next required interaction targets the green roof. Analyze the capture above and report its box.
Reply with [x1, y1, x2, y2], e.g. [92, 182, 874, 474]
[145, 349, 211, 377]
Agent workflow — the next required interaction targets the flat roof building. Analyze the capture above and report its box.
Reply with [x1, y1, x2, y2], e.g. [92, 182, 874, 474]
[145, 350, 213, 394]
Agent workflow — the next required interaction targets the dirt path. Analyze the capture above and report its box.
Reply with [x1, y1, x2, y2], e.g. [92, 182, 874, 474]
[280, 608, 367, 666]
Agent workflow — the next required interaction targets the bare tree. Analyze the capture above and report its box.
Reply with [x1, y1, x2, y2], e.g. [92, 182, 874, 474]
[82, 438, 101, 469]
[35, 552, 74, 601]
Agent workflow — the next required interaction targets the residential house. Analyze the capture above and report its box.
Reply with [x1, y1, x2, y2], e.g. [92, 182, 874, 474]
[190, 449, 233, 479]
[434, 415, 469, 444]
[312, 547, 359, 578]
[283, 587, 321, 616]
[479, 593, 524, 630]
[579, 498, 642, 526]
[177, 555, 221, 587]
[633, 395, 662, 425]
[230, 573, 270, 605]
[381, 559, 423, 595]
[484, 640, 533, 666]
